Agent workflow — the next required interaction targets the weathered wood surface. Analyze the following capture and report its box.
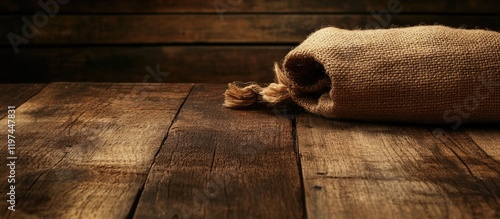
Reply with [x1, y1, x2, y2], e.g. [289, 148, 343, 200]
[2, 1, 500, 83]
[0, 84, 45, 118]
[133, 84, 304, 218]
[1, 0, 499, 83]
[0, 83, 193, 218]
[0, 46, 291, 83]
[297, 114, 500, 219]
[0, 83, 499, 218]
[465, 127, 500, 161]
[3, 14, 499, 83]
[1, 0, 498, 13]
[2, 15, 500, 46]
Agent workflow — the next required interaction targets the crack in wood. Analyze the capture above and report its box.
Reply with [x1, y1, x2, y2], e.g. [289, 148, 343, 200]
[127, 84, 194, 218]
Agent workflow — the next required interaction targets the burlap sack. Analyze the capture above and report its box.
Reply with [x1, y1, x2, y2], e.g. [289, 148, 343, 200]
[224, 25, 500, 124]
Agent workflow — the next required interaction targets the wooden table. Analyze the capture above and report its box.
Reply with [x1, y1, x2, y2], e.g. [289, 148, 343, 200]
[0, 83, 499, 219]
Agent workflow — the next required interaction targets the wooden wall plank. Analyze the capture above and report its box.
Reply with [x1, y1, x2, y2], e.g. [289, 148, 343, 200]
[0, 84, 45, 118]
[297, 114, 500, 218]
[0, 83, 192, 218]
[133, 84, 304, 218]
[0, 46, 291, 83]
[1, 0, 499, 14]
[1, 15, 499, 45]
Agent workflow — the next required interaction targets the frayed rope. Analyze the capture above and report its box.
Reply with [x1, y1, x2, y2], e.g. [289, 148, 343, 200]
[223, 62, 292, 108]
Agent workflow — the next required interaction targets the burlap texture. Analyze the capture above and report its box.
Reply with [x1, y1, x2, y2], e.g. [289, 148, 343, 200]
[283, 25, 500, 123]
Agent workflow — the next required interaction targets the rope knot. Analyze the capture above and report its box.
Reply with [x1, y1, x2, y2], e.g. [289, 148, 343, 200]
[223, 62, 292, 108]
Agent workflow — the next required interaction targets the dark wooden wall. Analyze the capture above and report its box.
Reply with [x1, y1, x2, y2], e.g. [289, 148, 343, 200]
[1, 0, 499, 83]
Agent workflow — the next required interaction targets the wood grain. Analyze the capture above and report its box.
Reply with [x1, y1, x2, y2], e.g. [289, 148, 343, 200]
[0, 0, 498, 13]
[0, 46, 291, 83]
[0, 84, 46, 118]
[1, 15, 500, 45]
[133, 84, 304, 218]
[429, 127, 500, 212]
[464, 127, 500, 162]
[0, 83, 192, 218]
[297, 114, 500, 219]
[0, 83, 498, 218]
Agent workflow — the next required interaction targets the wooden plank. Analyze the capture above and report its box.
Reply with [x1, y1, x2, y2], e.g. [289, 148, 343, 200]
[297, 114, 500, 219]
[133, 84, 304, 218]
[0, 0, 498, 13]
[0, 83, 193, 218]
[1, 15, 500, 45]
[0, 84, 46, 118]
[0, 46, 291, 83]
[465, 127, 500, 161]
[430, 128, 500, 212]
